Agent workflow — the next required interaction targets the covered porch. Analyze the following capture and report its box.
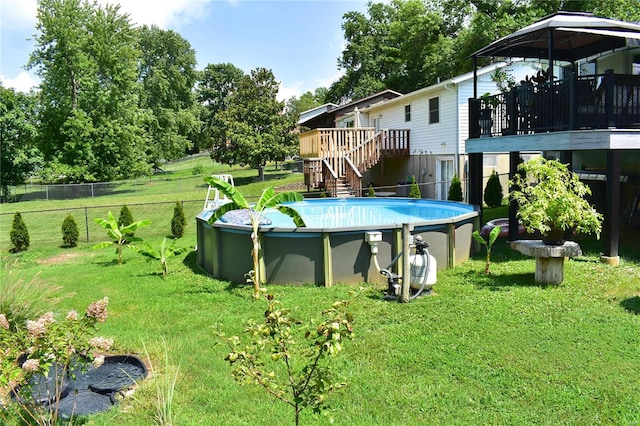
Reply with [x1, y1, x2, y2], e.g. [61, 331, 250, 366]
[467, 11, 640, 264]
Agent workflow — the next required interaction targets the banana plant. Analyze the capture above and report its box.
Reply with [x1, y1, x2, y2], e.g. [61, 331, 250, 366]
[472, 225, 502, 274]
[93, 211, 151, 265]
[204, 176, 306, 299]
[133, 238, 190, 278]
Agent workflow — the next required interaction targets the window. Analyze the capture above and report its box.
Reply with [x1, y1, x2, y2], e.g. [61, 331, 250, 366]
[404, 105, 411, 122]
[429, 97, 439, 124]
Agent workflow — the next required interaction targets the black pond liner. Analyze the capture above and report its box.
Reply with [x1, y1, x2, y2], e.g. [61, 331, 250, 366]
[12, 355, 147, 420]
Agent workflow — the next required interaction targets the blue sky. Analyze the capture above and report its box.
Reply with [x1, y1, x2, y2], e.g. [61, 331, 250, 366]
[0, 0, 368, 100]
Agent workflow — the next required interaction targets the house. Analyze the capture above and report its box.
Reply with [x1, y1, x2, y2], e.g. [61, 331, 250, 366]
[299, 61, 541, 199]
[466, 11, 640, 265]
[299, 90, 402, 130]
[356, 59, 541, 200]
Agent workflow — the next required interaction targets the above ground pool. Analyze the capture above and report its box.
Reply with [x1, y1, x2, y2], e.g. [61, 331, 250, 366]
[196, 197, 479, 286]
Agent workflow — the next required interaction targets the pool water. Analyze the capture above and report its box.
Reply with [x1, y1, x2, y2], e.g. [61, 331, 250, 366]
[205, 198, 477, 230]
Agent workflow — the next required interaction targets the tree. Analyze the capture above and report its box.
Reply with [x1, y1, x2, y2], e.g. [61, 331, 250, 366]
[215, 68, 299, 180]
[285, 87, 328, 115]
[0, 86, 41, 201]
[328, 0, 464, 103]
[218, 293, 357, 426]
[484, 169, 504, 207]
[10, 212, 30, 252]
[205, 176, 305, 299]
[448, 174, 463, 202]
[197, 63, 245, 153]
[28, 0, 150, 182]
[137, 25, 201, 165]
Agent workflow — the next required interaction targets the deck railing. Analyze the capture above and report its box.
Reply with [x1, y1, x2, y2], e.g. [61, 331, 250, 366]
[300, 128, 410, 194]
[469, 71, 640, 138]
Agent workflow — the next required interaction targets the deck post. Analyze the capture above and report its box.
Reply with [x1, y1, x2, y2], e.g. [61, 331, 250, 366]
[601, 150, 621, 265]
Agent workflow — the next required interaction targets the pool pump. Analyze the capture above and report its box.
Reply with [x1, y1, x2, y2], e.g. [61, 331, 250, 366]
[366, 232, 436, 301]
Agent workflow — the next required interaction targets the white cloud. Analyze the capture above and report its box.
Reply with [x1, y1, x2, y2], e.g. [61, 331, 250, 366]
[0, 71, 39, 92]
[0, 0, 38, 30]
[98, 0, 210, 28]
[278, 81, 304, 102]
[0, 0, 209, 31]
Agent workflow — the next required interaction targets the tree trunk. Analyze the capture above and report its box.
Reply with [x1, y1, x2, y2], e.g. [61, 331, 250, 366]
[258, 165, 265, 181]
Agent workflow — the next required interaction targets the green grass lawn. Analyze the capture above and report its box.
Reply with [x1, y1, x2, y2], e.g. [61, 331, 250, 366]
[2, 223, 639, 425]
[2, 168, 639, 425]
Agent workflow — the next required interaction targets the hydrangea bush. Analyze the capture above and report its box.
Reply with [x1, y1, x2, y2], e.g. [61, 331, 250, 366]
[0, 297, 112, 425]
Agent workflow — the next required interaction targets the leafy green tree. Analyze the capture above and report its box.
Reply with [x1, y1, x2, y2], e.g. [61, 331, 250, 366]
[215, 68, 299, 180]
[0, 86, 41, 201]
[328, 0, 464, 102]
[133, 238, 190, 278]
[61, 214, 79, 247]
[93, 211, 151, 265]
[484, 169, 504, 208]
[10, 212, 30, 253]
[137, 25, 201, 165]
[171, 201, 187, 238]
[205, 176, 305, 299]
[197, 63, 246, 153]
[286, 87, 328, 115]
[217, 292, 358, 426]
[448, 174, 463, 202]
[28, 0, 150, 182]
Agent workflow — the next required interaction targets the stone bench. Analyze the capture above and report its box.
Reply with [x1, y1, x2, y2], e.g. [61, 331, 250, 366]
[510, 240, 582, 284]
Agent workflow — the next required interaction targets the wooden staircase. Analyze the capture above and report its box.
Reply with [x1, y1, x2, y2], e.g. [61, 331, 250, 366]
[300, 128, 410, 197]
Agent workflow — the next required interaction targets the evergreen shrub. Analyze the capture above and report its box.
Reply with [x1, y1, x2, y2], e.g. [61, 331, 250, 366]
[171, 201, 187, 238]
[61, 214, 79, 247]
[448, 174, 463, 201]
[484, 170, 504, 208]
[10, 212, 29, 252]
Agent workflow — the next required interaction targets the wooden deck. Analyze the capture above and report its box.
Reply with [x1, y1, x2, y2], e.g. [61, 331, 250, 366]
[300, 128, 410, 195]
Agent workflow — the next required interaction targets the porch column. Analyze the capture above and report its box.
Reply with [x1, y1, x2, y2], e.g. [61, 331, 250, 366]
[508, 151, 520, 241]
[600, 150, 621, 265]
[468, 153, 483, 221]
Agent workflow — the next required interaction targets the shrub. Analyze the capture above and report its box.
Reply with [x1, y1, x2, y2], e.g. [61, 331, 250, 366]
[117, 205, 134, 232]
[0, 298, 112, 425]
[171, 202, 187, 238]
[368, 184, 375, 197]
[191, 163, 204, 175]
[10, 212, 30, 252]
[484, 170, 504, 208]
[61, 214, 79, 247]
[408, 176, 421, 198]
[217, 292, 359, 425]
[448, 174, 463, 201]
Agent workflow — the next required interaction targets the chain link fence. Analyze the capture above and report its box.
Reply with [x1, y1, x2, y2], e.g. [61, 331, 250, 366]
[1, 200, 205, 251]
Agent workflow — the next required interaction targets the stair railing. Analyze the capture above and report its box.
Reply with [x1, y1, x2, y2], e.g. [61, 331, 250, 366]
[321, 159, 339, 197]
[345, 131, 381, 173]
[344, 157, 363, 197]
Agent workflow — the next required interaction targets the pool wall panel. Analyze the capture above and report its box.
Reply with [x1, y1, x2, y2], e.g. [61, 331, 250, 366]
[263, 233, 323, 284]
